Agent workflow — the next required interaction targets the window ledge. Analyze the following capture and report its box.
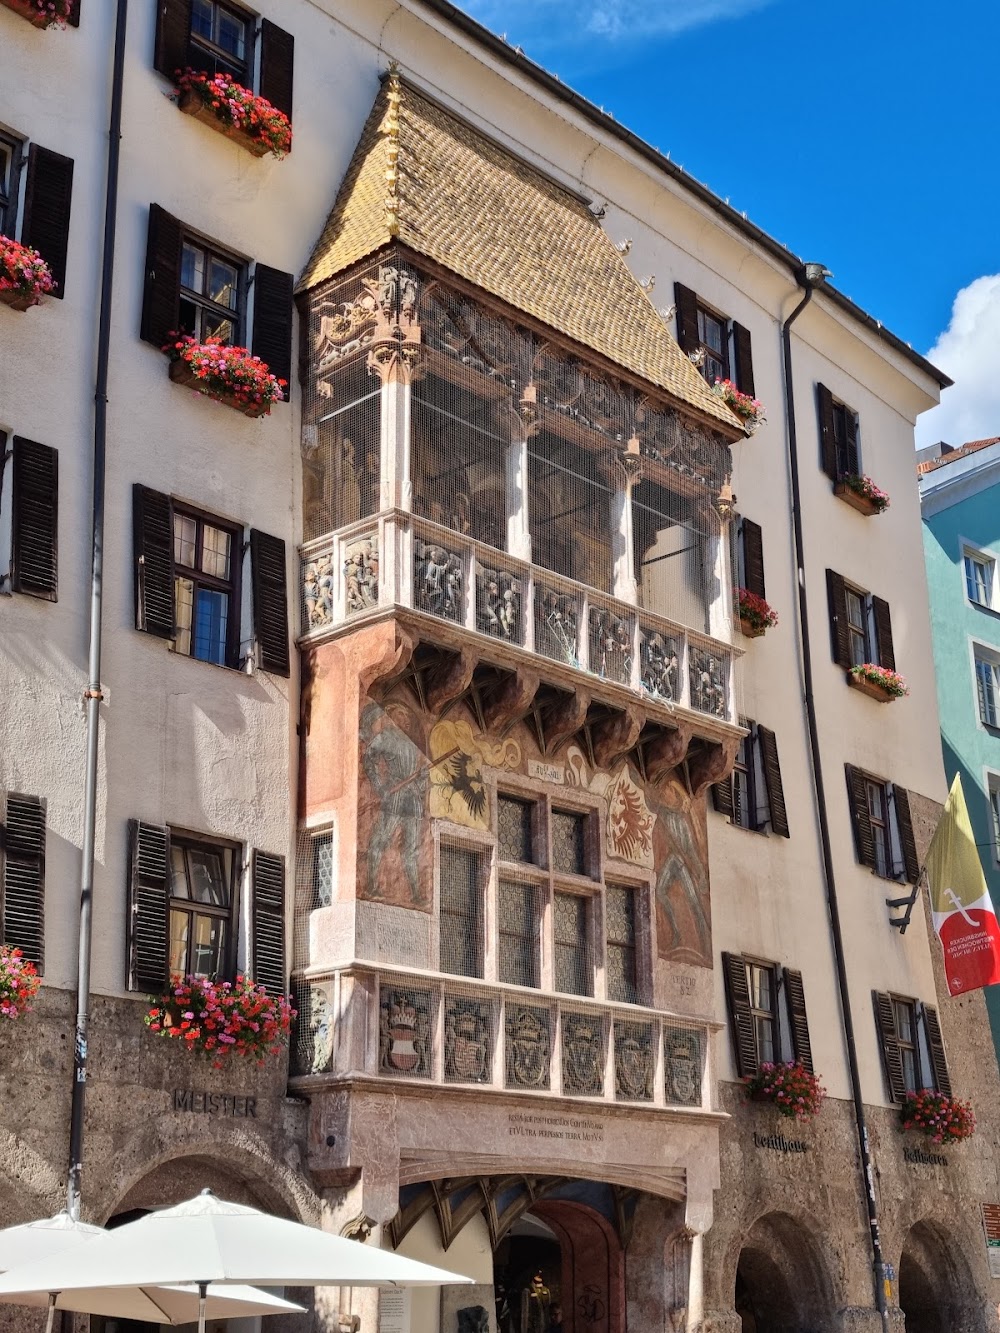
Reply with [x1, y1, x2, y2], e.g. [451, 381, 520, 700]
[833, 481, 881, 517]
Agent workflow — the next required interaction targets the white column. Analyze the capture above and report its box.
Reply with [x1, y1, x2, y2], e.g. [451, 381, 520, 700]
[376, 356, 413, 512]
[610, 441, 642, 604]
[506, 388, 535, 560]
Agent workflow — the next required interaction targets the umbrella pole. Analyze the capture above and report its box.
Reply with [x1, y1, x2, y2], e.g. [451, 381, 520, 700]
[198, 1280, 208, 1333]
[44, 1293, 57, 1333]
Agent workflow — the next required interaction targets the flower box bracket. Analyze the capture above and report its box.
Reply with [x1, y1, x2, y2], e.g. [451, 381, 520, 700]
[834, 481, 879, 516]
[169, 355, 268, 418]
[177, 88, 271, 159]
[0, 288, 36, 313]
[846, 671, 894, 703]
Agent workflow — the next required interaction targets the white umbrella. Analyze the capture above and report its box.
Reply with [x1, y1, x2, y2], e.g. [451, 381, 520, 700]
[0, 1190, 470, 1333]
[0, 1210, 305, 1329]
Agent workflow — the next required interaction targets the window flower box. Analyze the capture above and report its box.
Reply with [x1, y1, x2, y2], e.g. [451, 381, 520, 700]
[712, 378, 766, 435]
[166, 335, 286, 418]
[743, 1060, 825, 1121]
[0, 234, 56, 309]
[145, 975, 295, 1069]
[900, 1090, 975, 1145]
[834, 474, 889, 516]
[847, 663, 909, 702]
[736, 587, 778, 638]
[1, 0, 73, 28]
[0, 946, 41, 1020]
[175, 69, 292, 160]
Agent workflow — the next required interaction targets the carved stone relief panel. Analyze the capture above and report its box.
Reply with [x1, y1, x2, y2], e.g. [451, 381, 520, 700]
[414, 537, 464, 622]
[663, 1027, 703, 1107]
[639, 628, 681, 703]
[688, 648, 727, 718]
[504, 1003, 552, 1091]
[476, 564, 523, 643]
[534, 586, 580, 665]
[379, 984, 432, 1078]
[561, 1011, 607, 1097]
[303, 551, 335, 630]
[614, 1020, 655, 1101]
[588, 605, 634, 686]
[344, 534, 380, 616]
[444, 995, 494, 1084]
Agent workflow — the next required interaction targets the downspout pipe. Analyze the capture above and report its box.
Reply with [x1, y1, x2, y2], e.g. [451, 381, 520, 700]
[67, 0, 129, 1221]
[782, 267, 892, 1333]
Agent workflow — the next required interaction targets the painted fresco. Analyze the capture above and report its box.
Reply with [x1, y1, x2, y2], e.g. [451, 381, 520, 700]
[428, 720, 521, 830]
[357, 701, 431, 909]
[647, 780, 712, 967]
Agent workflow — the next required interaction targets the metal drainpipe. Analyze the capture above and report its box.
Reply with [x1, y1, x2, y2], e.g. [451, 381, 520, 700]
[782, 269, 891, 1333]
[66, 0, 129, 1222]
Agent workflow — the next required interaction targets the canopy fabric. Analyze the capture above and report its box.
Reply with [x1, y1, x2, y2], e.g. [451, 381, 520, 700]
[0, 1191, 471, 1293]
[0, 1213, 103, 1270]
[0, 1282, 305, 1322]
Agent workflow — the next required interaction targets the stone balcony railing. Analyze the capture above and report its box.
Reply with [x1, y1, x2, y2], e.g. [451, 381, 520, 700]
[293, 964, 716, 1114]
[299, 511, 736, 725]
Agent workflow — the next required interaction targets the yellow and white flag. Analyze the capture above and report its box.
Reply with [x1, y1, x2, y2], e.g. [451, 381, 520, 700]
[926, 774, 1000, 995]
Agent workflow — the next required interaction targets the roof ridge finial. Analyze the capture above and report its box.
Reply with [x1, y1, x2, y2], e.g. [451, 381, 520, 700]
[383, 67, 402, 238]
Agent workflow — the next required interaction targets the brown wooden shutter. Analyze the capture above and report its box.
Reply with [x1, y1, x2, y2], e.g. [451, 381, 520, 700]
[846, 765, 876, 870]
[132, 484, 175, 639]
[2, 793, 45, 970]
[873, 991, 907, 1103]
[711, 777, 735, 820]
[140, 204, 182, 348]
[922, 1005, 952, 1098]
[844, 410, 860, 476]
[153, 0, 191, 79]
[251, 263, 294, 390]
[127, 819, 170, 992]
[251, 850, 286, 995]
[67, 0, 81, 25]
[674, 282, 700, 355]
[258, 19, 294, 122]
[732, 322, 754, 396]
[742, 518, 765, 599]
[817, 383, 837, 480]
[11, 437, 58, 601]
[892, 786, 921, 885]
[21, 145, 74, 299]
[826, 568, 851, 669]
[722, 951, 758, 1078]
[757, 725, 789, 838]
[872, 596, 895, 672]
[250, 529, 290, 676]
[782, 968, 813, 1072]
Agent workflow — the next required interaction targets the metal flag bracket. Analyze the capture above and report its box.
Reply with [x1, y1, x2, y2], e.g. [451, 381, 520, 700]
[886, 867, 925, 933]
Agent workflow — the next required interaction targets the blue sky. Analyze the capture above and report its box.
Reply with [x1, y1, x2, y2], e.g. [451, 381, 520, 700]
[460, 0, 1000, 445]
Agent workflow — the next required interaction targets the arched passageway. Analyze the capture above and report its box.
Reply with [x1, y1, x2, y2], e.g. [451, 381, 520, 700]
[898, 1218, 973, 1333]
[733, 1211, 836, 1333]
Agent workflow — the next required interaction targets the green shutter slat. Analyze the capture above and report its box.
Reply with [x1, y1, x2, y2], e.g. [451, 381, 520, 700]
[140, 204, 183, 349]
[127, 819, 169, 993]
[732, 321, 755, 397]
[251, 850, 285, 996]
[711, 777, 735, 821]
[250, 529, 290, 676]
[11, 438, 58, 601]
[21, 145, 74, 299]
[846, 765, 876, 870]
[873, 990, 907, 1103]
[153, 0, 191, 79]
[2, 794, 45, 970]
[826, 568, 851, 670]
[132, 484, 175, 639]
[742, 518, 765, 600]
[258, 19, 294, 122]
[757, 724, 789, 838]
[892, 786, 921, 885]
[922, 1005, 952, 1098]
[872, 596, 896, 672]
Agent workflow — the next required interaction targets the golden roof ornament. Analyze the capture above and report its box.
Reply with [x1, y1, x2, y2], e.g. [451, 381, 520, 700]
[383, 69, 402, 238]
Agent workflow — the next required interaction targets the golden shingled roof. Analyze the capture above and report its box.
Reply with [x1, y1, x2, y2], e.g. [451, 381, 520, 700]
[298, 75, 742, 434]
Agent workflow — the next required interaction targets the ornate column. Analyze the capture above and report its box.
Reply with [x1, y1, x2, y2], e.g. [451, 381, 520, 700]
[708, 481, 736, 643]
[505, 384, 538, 561]
[610, 436, 643, 604]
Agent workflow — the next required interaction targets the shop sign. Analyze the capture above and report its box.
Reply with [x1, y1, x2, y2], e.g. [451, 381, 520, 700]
[751, 1130, 808, 1155]
[172, 1088, 258, 1118]
[981, 1205, 1000, 1278]
[903, 1146, 947, 1167]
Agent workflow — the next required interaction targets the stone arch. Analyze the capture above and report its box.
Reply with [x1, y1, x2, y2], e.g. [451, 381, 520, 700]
[898, 1217, 978, 1333]
[530, 1200, 624, 1333]
[732, 1209, 838, 1333]
[0, 1126, 64, 1223]
[89, 1115, 320, 1227]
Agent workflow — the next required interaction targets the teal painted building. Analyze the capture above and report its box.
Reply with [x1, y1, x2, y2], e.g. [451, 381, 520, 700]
[920, 436, 1000, 1053]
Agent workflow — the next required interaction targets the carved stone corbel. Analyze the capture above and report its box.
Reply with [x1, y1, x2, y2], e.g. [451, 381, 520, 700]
[590, 706, 644, 770]
[424, 648, 477, 715]
[483, 667, 540, 733]
[538, 688, 591, 755]
[642, 724, 693, 786]
[686, 737, 740, 797]
[358, 623, 418, 699]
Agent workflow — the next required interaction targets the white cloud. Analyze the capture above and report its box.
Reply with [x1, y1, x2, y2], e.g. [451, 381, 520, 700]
[462, 0, 777, 49]
[916, 274, 1000, 448]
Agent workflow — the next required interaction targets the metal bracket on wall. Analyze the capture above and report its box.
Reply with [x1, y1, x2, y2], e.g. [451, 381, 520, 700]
[886, 868, 925, 933]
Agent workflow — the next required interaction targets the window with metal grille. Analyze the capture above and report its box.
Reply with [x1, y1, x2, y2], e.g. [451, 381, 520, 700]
[498, 879, 539, 988]
[168, 835, 236, 980]
[551, 808, 587, 876]
[311, 832, 333, 908]
[498, 794, 534, 864]
[179, 235, 243, 346]
[172, 504, 241, 667]
[605, 885, 638, 1004]
[439, 844, 484, 979]
[554, 891, 590, 996]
